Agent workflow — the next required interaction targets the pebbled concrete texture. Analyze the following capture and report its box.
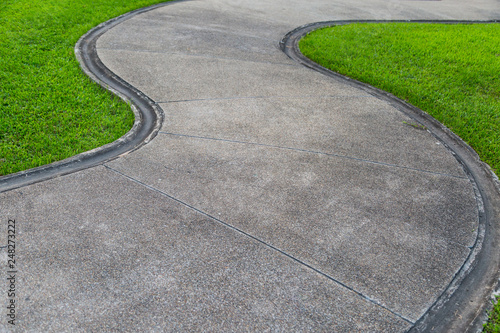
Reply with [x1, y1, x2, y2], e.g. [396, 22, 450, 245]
[105, 134, 477, 322]
[3, 167, 410, 332]
[2, 0, 500, 331]
[156, 96, 467, 176]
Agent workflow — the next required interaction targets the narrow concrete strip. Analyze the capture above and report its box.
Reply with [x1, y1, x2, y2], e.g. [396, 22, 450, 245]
[157, 96, 467, 176]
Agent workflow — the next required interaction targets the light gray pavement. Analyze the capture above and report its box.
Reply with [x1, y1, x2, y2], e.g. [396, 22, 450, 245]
[2, 0, 500, 332]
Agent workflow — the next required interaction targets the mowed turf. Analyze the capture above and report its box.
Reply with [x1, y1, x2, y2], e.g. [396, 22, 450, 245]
[485, 295, 500, 332]
[299, 22, 500, 331]
[0, 0, 168, 176]
[299, 23, 500, 176]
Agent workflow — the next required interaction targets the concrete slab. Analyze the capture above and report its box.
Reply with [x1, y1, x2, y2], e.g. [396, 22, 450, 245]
[1, 167, 411, 331]
[106, 133, 477, 321]
[206, 0, 500, 23]
[97, 49, 364, 102]
[97, 3, 293, 64]
[159, 97, 467, 176]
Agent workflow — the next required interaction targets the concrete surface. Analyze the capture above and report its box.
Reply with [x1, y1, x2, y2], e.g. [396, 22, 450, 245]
[1, 0, 500, 331]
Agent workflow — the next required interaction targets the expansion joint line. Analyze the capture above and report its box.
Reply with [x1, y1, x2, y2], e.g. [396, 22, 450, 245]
[104, 164, 414, 324]
[159, 132, 467, 180]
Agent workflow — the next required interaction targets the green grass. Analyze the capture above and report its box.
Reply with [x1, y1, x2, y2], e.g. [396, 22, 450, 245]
[485, 296, 500, 332]
[299, 22, 500, 331]
[299, 23, 500, 176]
[0, 0, 168, 176]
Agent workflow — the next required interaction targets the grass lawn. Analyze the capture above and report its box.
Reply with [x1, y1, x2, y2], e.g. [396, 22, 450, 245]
[485, 295, 500, 332]
[0, 0, 168, 176]
[299, 23, 500, 175]
[299, 22, 500, 331]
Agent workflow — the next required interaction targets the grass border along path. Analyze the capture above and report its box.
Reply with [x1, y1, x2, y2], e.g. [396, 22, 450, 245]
[299, 22, 500, 176]
[0, 0, 169, 176]
[299, 22, 500, 332]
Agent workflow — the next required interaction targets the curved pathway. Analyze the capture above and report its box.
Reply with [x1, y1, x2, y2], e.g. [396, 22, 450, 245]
[1, 0, 500, 331]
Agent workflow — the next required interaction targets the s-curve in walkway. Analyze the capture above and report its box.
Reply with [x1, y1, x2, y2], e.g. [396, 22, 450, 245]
[2, 0, 500, 331]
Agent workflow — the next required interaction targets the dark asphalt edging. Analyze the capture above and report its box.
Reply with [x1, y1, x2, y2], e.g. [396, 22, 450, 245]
[280, 20, 500, 332]
[0, 2, 180, 194]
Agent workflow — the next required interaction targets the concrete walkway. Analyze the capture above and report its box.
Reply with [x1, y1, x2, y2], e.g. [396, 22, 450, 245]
[2, 0, 500, 331]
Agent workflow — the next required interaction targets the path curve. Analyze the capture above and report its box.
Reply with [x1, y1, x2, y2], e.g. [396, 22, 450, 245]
[1, 0, 500, 332]
[282, 20, 500, 332]
[0, 4, 166, 193]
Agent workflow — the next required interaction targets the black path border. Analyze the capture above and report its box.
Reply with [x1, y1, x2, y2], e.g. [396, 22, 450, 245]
[281, 20, 500, 332]
[0, 2, 183, 193]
